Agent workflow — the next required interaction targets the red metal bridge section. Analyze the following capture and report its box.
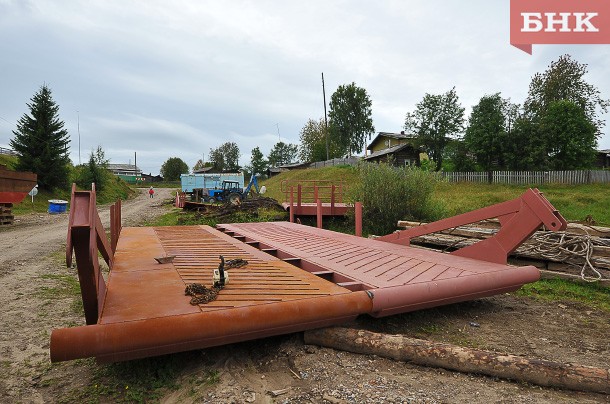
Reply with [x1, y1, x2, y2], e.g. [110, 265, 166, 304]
[280, 179, 350, 217]
[51, 186, 566, 363]
[216, 221, 541, 317]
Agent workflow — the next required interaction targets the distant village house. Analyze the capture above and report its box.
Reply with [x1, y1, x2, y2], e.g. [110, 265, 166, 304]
[364, 131, 422, 166]
[107, 163, 145, 184]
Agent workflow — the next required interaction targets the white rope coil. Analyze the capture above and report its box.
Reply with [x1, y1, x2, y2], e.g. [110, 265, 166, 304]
[520, 231, 607, 282]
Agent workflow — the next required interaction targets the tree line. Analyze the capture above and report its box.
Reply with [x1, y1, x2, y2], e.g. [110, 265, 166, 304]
[442, 54, 607, 173]
[298, 54, 608, 173]
[9, 54, 607, 189]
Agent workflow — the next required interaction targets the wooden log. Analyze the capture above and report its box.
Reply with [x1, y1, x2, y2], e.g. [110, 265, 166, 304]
[304, 327, 610, 394]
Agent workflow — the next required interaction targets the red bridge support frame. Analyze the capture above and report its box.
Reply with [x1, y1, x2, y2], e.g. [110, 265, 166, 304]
[377, 188, 567, 265]
[66, 183, 121, 325]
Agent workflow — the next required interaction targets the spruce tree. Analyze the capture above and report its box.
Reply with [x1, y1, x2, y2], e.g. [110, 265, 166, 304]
[10, 85, 71, 190]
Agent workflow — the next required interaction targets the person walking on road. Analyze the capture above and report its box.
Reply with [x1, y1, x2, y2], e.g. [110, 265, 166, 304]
[149, 186, 155, 198]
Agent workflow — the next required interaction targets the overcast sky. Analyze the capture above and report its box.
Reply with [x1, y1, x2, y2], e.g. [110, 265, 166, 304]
[1, 0, 609, 175]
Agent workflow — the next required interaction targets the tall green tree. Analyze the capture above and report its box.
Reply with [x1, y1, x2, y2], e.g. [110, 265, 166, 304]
[75, 145, 111, 191]
[160, 157, 189, 181]
[505, 117, 547, 170]
[246, 146, 268, 177]
[464, 93, 508, 179]
[209, 142, 240, 172]
[267, 141, 298, 167]
[540, 100, 597, 170]
[519, 54, 607, 169]
[10, 84, 71, 190]
[442, 139, 476, 172]
[328, 83, 375, 156]
[404, 87, 465, 171]
[524, 54, 609, 134]
[298, 118, 339, 162]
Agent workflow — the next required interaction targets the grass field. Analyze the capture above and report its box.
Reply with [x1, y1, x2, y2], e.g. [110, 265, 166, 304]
[5, 161, 609, 225]
[260, 166, 610, 225]
[435, 182, 610, 225]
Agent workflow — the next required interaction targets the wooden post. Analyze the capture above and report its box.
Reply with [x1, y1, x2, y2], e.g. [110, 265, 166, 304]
[355, 202, 362, 237]
[317, 199, 322, 229]
[289, 187, 294, 223]
[313, 186, 318, 202]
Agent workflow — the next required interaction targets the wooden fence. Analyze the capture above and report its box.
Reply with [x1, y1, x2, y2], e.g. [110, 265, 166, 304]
[442, 170, 610, 185]
[309, 157, 360, 169]
[0, 147, 17, 156]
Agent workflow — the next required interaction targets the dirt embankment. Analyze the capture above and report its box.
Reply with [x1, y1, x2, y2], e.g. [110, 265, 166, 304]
[0, 188, 608, 403]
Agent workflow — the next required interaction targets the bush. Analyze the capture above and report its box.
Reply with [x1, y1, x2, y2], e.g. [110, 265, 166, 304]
[347, 163, 445, 235]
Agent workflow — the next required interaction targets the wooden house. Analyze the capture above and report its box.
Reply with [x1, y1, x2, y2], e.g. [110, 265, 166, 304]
[364, 131, 421, 166]
[596, 149, 610, 169]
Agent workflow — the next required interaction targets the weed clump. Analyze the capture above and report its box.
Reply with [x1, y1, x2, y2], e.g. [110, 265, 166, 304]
[347, 163, 445, 236]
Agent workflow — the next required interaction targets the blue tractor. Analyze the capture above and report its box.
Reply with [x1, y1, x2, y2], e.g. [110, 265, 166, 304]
[206, 175, 266, 204]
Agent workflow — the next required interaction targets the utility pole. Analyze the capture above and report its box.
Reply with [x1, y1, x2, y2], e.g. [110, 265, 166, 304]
[276, 123, 281, 142]
[322, 73, 329, 161]
[77, 111, 81, 165]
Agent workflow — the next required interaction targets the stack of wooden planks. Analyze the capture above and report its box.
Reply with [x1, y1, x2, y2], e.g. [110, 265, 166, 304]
[0, 203, 13, 225]
[397, 219, 610, 284]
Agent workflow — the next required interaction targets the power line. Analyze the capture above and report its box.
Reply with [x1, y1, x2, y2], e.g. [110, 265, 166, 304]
[0, 116, 13, 125]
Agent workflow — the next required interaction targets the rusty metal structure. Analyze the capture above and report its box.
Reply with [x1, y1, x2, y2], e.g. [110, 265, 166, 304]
[282, 180, 350, 218]
[51, 186, 566, 363]
[0, 165, 37, 225]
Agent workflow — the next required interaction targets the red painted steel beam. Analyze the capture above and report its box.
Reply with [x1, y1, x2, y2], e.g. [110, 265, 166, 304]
[289, 187, 294, 223]
[317, 199, 322, 228]
[368, 264, 540, 317]
[377, 188, 567, 264]
[297, 184, 302, 208]
[65, 183, 115, 325]
[355, 202, 362, 237]
[50, 291, 372, 362]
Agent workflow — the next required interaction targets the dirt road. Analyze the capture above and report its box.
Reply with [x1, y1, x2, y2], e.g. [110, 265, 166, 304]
[0, 188, 608, 403]
[0, 188, 172, 402]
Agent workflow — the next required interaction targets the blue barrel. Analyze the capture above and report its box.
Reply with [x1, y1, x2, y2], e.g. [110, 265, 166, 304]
[48, 199, 68, 214]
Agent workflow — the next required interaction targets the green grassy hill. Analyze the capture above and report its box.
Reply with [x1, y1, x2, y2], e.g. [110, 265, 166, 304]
[0, 153, 17, 168]
[1, 154, 136, 214]
[260, 166, 610, 225]
[260, 166, 358, 202]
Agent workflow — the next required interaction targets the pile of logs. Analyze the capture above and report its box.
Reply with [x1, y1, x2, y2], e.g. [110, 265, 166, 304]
[397, 219, 610, 283]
